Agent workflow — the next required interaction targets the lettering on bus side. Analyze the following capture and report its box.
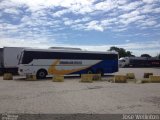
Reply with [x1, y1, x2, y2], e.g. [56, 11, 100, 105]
[59, 61, 82, 65]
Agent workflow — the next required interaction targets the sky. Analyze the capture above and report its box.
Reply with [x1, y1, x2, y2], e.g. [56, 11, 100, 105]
[0, 0, 160, 56]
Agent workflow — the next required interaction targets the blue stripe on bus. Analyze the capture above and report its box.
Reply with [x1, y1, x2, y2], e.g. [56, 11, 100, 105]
[71, 60, 118, 74]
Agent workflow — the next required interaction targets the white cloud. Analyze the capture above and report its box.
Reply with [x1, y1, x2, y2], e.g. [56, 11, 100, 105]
[20, 13, 61, 28]
[64, 19, 73, 26]
[0, 0, 159, 32]
[78, 6, 94, 14]
[9, 0, 95, 12]
[124, 15, 146, 25]
[139, 4, 160, 14]
[101, 18, 117, 26]
[142, 0, 158, 4]
[137, 18, 157, 28]
[85, 21, 104, 31]
[70, 23, 85, 30]
[69, 17, 117, 32]
[119, 10, 146, 25]
[119, 11, 140, 19]
[154, 24, 160, 28]
[119, 10, 147, 25]
[95, 0, 117, 11]
[0, 0, 18, 9]
[0, 37, 53, 48]
[126, 40, 130, 42]
[3, 8, 21, 15]
[74, 17, 90, 23]
[153, 7, 160, 13]
[117, 0, 128, 5]
[63, 17, 90, 26]
[118, 1, 143, 11]
[60, 0, 94, 8]
[21, 15, 30, 23]
[52, 9, 70, 17]
[10, 0, 57, 11]
[142, 20, 157, 26]
[0, 23, 23, 31]
[0, 0, 160, 56]
[60, 0, 95, 14]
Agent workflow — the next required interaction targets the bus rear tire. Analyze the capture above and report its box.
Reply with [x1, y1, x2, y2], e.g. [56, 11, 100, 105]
[36, 69, 47, 79]
[87, 69, 94, 74]
[96, 69, 104, 76]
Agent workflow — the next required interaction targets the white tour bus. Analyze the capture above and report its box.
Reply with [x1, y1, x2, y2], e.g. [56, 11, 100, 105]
[18, 48, 118, 79]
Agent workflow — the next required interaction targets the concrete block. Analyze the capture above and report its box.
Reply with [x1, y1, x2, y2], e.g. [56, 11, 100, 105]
[26, 75, 37, 81]
[144, 73, 153, 78]
[92, 74, 101, 81]
[114, 75, 127, 83]
[3, 73, 13, 80]
[149, 75, 160, 83]
[141, 79, 150, 83]
[52, 75, 64, 82]
[80, 74, 93, 83]
[126, 73, 135, 79]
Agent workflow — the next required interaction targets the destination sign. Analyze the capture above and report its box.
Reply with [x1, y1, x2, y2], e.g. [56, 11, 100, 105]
[60, 61, 82, 65]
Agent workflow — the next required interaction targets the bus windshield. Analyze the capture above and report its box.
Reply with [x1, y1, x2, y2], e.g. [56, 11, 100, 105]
[18, 51, 24, 64]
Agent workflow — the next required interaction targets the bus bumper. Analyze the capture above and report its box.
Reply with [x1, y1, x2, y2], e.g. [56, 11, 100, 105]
[18, 65, 35, 76]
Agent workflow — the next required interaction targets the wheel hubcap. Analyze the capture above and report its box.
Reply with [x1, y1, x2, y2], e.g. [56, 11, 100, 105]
[39, 72, 45, 77]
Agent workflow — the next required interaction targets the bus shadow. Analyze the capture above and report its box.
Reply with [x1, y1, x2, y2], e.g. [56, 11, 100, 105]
[13, 77, 52, 82]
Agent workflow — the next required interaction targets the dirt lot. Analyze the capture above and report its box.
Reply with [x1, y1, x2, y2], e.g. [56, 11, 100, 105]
[0, 68, 160, 114]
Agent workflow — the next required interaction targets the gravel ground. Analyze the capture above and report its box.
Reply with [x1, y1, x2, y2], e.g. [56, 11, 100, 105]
[0, 68, 160, 114]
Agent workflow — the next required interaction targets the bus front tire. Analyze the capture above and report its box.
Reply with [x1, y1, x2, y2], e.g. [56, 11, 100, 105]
[36, 69, 47, 79]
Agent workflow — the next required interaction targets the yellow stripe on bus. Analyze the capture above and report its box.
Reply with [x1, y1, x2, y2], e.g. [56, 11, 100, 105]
[48, 59, 101, 75]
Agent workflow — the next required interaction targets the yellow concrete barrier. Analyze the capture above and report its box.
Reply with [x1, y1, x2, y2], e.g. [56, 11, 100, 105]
[3, 73, 13, 80]
[126, 73, 135, 79]
[114, 75, 127, 83]
[141, 79, 150, 83]
[92, 74, 101, 81]
[26, 75, 37, 81]
[52, 75, 64, 82]
[80, 74, 93, 83]
[144, 73, 153, 78]
[149, 75, 160, 83]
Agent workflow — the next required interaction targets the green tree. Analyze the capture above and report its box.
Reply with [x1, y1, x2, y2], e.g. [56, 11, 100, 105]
[108, 46, 133, 58]
[141, 54, 151, 58]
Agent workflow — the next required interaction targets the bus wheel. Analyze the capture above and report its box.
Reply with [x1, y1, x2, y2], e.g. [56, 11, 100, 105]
[96, 69, 104, 76]
[36, 69, 47, 79]
[87, 69, 93, 74]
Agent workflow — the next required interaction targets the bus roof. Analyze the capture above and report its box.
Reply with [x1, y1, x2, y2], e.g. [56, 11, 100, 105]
[49, 47, 82, 51]
[23, 48, 118, 55]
